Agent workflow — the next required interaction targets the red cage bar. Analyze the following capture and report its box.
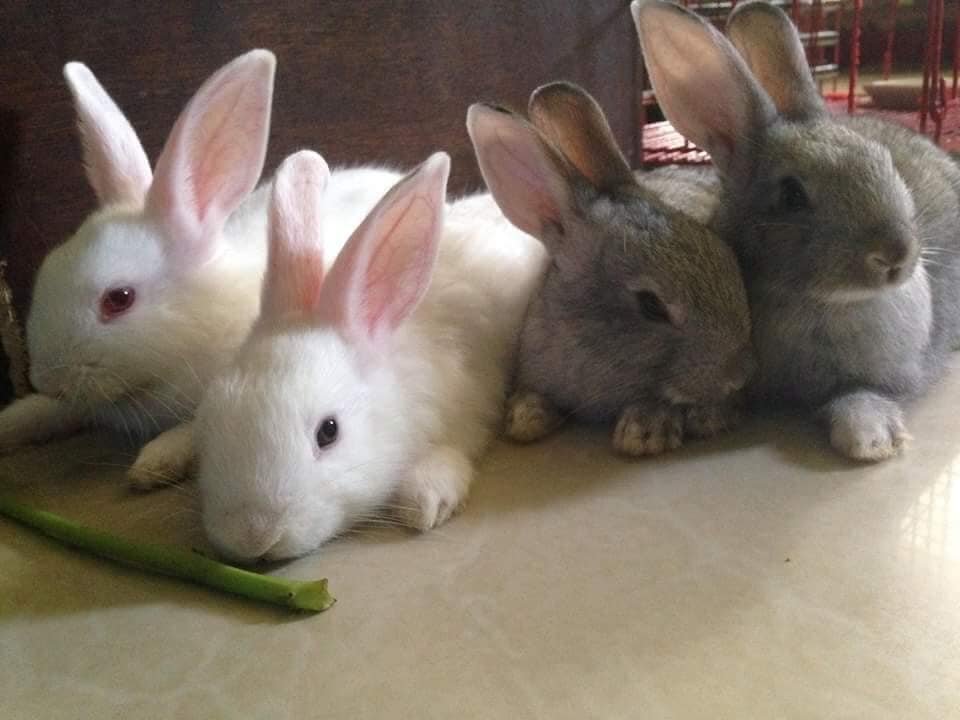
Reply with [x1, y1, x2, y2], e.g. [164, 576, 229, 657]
[640, 0, 960, 166]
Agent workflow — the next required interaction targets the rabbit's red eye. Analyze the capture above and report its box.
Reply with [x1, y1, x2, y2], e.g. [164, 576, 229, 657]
[99, 286, 136, 320]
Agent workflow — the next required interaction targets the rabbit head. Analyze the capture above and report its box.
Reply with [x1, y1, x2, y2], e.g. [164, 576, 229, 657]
[632, 0, 920, 304]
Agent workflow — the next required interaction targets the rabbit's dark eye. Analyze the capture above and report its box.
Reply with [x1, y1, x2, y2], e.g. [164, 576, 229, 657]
[635, 290, 671, 324]
[99, 286, 136, 321]
[316, 417, 339, 449]
[778, 176, 809, 212]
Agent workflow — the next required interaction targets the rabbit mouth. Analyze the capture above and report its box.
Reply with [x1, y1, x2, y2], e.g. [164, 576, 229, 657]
[815, 275, 913, 304]
[816, 287, 889, 304]
[663, 362, 750, 405]
[205, 517, 317, 564]
[815, 263, 918, 304]
[49, 364, 162, 409]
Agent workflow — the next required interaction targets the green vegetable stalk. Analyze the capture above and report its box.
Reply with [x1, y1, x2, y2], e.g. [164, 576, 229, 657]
[0, 496, 334, 612]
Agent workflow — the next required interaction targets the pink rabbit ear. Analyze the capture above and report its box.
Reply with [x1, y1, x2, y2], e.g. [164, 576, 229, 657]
[261, 151, 331, 320]
[317, 152, 450, 351]
[725, 0, 825, 121]
[631, 0, 776, 174]
[63, 62, 152, 207]
[146, 49, 276, 264]
[466, 103, 572, 242]
[527, 81, 636, 192]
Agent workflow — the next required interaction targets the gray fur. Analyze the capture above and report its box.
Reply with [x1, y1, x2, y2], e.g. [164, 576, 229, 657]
[468, 83, 754, 453]
[638, 166, 720, 224]
[517, 183, 750, 420]
[722, 116, 955, 407]
[633, 0, 960, 460]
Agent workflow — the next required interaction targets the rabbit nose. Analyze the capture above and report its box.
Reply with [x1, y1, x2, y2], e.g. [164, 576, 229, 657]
[866, 240, 914, 285]
[215, 512, 283, 562]
[723, 346, 756, 394]
[866, 254, 902, 285]
[242, 518, 283, 559]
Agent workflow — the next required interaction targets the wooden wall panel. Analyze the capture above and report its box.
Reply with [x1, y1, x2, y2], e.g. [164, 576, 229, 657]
[0, 0, 640, 327]
[0, 2, 918, 406]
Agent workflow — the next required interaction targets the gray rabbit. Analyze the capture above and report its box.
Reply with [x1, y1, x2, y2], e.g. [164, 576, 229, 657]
[633, 0, 960, 461]
[466, 83, 755, 456]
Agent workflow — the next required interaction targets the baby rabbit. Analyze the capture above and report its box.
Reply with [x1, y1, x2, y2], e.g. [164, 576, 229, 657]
[0, 51, 276, 487]
[195, 151, 546, 562]
[0, 52, 402, 488]
[633, 0, 960, 461]
[466, 83, 754, 456]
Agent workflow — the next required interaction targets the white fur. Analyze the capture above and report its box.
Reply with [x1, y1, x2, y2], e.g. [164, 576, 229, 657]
[9, 169, 398, 465]
[127, 421, 196, 490]
[196, 156, 547, 562]
[0, 54, 401, 490]
[0, 53, 275, 486]
[24, 198, 267, 438]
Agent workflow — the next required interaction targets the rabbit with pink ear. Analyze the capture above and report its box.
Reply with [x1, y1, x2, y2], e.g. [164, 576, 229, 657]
[0, 51, 277, 489]
[633, 0, 960, 461]
[466, 88, 754, 457]
[0, 51, 401, 489]
[195, 150, 546, 562]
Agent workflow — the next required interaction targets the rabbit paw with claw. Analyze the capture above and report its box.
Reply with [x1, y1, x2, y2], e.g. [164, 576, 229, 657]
[825, 391, 910, 462]
[394, 446, 473, 531]
[612, 404, 685, 457]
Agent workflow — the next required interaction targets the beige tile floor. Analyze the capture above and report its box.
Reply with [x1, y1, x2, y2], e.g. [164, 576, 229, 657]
[3, 360, 960, 718]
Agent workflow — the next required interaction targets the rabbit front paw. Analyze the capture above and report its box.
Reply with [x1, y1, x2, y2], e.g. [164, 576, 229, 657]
[612, 404, 684, 457]
[394, 446, 473, 531]
[824, 391, 910, 462]
[0, 394, 79, 452]
[128, 423, 195, 490]
[504, 390, 563, 443]
[684, 400, 744, 439]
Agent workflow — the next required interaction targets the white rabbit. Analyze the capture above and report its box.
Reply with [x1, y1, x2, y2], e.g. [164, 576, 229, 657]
[0, 50, 279, 488]
[195, 150, 547, 562]
[0, 52, 401, 489]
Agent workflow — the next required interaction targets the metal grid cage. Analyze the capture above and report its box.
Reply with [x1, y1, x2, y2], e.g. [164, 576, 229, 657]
[639, 0, 960, 165]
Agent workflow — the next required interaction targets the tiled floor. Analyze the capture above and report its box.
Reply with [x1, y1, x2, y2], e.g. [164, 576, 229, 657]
[3, 361, 960, 718]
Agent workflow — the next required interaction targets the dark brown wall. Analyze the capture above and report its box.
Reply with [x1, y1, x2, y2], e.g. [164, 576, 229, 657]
[0, 1, 640, 325]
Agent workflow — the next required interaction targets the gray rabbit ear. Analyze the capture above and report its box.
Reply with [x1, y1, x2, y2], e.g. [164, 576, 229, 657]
[528, 82, 636, 193]
[631, 0, 776, 174]
[726, 1, 825, 120]
[467, 103, 575, 242]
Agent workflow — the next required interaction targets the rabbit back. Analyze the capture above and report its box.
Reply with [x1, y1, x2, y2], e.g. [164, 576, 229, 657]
[389, 193, 547, 459]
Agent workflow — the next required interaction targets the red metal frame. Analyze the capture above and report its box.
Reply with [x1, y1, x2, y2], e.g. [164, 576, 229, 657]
[920, 0, 946, 140]
[848, 0, 863, 115]
[810, 1, 822, 72]
[882, 0, 897, 80]
[953, 5, 960, 99]
[832, 2, 842, 92]
[639, 0, 960, 165]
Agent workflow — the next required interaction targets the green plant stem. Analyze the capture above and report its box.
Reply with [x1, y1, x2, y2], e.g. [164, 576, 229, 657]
[0, 496, 334, 612]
